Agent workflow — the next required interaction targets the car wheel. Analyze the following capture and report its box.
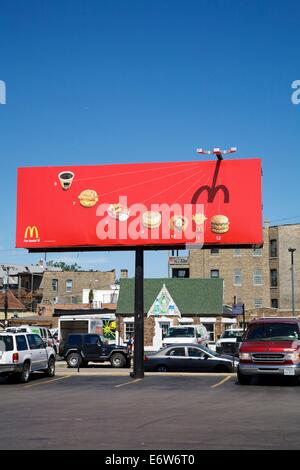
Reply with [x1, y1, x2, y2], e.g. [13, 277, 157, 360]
[20, 362, 31, 383]
[67, 353, 82, 368]
[44, 357, 55, 377]
[237, 369, 252, 385]
[155, 364, 169, 372]
[110, 353, 126, 368]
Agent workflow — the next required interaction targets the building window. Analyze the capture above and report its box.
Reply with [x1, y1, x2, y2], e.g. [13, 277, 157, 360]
[253, 269, 263, 286]
[271, 299, 279, 308]
[270, 269, 278, 287]
[202, 323, 215, 343]
[253, 247, 262, 256]
[160, 323, 170, 339]
[233, 248, 241, 256]
[52, 279, 58, 291]
[270, 239, 277, 258]
[172, 268, 189, 278]
[211, 248, 219, 256]
[210, 269, 219, 278]
[66, 280, 73, 293]
[254, 298, 263, 308]
[233, 269, 242, 286]
[124, 322, 134, 341]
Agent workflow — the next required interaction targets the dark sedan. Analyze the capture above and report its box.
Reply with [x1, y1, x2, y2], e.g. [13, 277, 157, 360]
[144, 344, 238, 373]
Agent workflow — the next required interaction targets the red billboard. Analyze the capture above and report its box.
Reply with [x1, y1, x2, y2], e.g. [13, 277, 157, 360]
[16, 159, 263, 250]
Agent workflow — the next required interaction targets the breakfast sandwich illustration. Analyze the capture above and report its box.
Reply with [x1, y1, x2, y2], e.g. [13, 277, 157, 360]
[169, 215, 188, 232]
[78, 189, 99, 208]
[142, 211, 161, 229]
[211, 215, 230, 234]
[108, 203, 130, 221]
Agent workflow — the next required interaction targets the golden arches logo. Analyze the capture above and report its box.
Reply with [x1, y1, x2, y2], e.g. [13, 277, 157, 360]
[24, 226, 39, 239]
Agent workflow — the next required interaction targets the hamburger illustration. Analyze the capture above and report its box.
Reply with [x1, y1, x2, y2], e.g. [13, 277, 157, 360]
[142, 211, 161, 229]
[170, 215, 188, 232]
[211, 215, 230, 234]
[108, 203, 130, 221]
[78, 189, 99, 208]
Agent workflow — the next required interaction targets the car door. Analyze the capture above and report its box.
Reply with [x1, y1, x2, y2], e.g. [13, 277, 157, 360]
[165, 347, 189, 371]
[27, 334, 48, 370]
[26, 334, 42, 370]
[187, 347, 212, 372]
[83, 335, 102, 360]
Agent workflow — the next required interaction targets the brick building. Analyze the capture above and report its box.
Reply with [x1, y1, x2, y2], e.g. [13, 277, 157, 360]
[269, 224, 300, 311]
[187, 227, 270, 310]
[41, 270, 116, 304]
[116, 277, 236, 350]
[169, 222, 300, 315]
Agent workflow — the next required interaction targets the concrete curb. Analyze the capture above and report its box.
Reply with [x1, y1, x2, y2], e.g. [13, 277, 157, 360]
[55, 369, 236, 378]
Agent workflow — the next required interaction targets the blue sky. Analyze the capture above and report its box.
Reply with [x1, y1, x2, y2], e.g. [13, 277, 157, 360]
[0, 0, 299, 277]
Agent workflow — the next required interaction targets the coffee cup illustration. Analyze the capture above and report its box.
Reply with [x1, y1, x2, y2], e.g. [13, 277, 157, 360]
[58, 171, 75, 190]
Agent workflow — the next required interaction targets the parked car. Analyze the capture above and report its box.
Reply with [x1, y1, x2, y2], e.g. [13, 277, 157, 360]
[144, 344, 238, 373]
[0, 331, 56, 383]
[59, 333, 131, 368]
[162, 325, 209, 348]
[216, 328, 244, 356]
[238, 317, 300, 385]
[6, 325, 57, 353]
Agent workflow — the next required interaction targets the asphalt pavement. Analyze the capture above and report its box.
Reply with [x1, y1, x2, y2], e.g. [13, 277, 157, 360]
[1, 367, 300, 450]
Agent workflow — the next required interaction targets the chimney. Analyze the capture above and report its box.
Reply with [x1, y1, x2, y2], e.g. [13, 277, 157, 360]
[38, 259, 46, 269]
[120, 269, 128, 279]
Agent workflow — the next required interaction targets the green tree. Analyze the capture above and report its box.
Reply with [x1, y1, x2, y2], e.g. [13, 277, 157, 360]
[47, 261, 82, 271]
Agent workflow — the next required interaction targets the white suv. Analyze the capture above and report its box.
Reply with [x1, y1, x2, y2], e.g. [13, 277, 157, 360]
[0, 332, 56, 383]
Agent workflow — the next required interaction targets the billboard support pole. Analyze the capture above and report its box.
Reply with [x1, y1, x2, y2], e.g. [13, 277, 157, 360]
[131, 247, 144, 379]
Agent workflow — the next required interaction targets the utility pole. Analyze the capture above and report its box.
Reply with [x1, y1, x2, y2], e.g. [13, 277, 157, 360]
[131, 247, 144, 379]
[3, 267, 9, 326]
[288, 248, 296, 316]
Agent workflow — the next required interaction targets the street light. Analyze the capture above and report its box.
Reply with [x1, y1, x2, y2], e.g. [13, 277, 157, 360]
[196, 147, 237, 161]
[3, 267, 9, 326]
[288, 248, 296, 316]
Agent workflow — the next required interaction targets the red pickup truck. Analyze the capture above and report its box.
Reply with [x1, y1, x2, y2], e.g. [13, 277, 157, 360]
[238, 317, 300, 385]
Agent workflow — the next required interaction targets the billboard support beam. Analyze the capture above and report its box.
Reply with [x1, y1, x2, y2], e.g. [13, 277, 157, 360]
[131, 247, 144, 379]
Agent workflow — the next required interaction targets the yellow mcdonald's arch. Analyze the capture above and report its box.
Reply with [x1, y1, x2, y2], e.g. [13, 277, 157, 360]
[24, 226, 39, 239]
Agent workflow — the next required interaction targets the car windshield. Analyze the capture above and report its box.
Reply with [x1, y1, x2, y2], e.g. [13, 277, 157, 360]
[166, 327, 195, 338]
[0, 336, 14, 352]
[245, 323, 300, 341]
[222, 330, 243, 339]
[200, 345, 218, 357]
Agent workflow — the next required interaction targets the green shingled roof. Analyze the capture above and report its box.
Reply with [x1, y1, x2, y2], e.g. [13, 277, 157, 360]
[116, 278, 223, 315]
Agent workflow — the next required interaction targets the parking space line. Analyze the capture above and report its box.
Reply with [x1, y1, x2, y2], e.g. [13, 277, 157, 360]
[114, 379, 142, 388]
[24, 375, 71, 388]
[210, 375, 233, 389]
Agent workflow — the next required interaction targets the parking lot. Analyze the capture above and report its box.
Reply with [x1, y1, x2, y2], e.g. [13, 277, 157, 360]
[1, 365, 300, 450]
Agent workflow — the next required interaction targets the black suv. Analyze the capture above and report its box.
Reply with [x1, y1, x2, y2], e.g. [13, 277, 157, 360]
[59, 333, 131, 368]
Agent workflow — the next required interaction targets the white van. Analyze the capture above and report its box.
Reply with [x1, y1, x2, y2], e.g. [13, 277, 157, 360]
[162, 324, 209, 348]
